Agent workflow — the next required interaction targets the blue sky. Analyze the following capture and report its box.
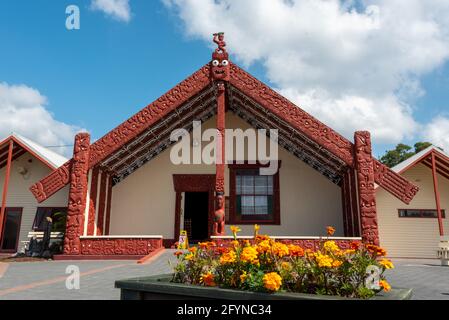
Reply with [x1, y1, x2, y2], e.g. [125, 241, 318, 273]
[1, 0, 448, 158]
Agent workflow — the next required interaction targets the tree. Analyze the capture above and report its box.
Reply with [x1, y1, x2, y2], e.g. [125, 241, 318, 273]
[379, 142, 434, 168]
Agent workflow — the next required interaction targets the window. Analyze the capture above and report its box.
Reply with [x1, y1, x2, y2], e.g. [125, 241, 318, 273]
[33, 208, 68, 232]
[229, 162, 280, 224]
[398, 209, 446, 218]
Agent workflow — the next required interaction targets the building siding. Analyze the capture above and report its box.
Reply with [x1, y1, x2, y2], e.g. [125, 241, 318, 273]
[0, 152, 69, 251]
[377, 163, 449, 258]
[110, 112, 343, 239]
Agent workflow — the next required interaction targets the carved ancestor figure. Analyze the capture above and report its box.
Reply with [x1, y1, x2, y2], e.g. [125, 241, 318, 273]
[213, 32, 226, 53]
[211, 33, 230, 81]
[213, 192, 225, 236]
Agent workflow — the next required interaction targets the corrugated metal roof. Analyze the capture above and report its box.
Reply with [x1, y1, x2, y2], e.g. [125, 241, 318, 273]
[0, 133, 68, 169]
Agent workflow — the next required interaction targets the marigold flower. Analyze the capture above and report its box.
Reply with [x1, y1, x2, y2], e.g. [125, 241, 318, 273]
[256, 240, 272, 254]
[350, 241, 360, 250]
[200, 272, 216, 287]
[272, 242, 289, 257]
[366, 244, 387, 257]
[281, 261, 292, 271]
[231, 240, 240, 248]
[254, 224, 260, 232]
[185, 253, 194, 261]
[263, 272, 282, 292]
[240, 246, 259, 264]
[344, 249, 356, 255]
[220, 249, 237, 264]
[314, 252, 333, 268]
[287, 245, 304, 257]
[326, 226, 336, 236]
[323, 241, 340, 254]
[240, 271, 248, 283]
[230, 226, 241, 235]
[255, 234, 270, 243]
[188, 247, 197, 253]
[332, 260, 343, 268]
[379, 259, 394, 269]
[379, 279, 391, 292]
[174, 251, 183, 257]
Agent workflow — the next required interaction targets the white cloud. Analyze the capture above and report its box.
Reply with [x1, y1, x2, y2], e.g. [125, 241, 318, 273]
[91, 0, 131, 22]
[0, 83, 83, 157]
[424, 116, 449, 152]
[163, 0, 449, 145]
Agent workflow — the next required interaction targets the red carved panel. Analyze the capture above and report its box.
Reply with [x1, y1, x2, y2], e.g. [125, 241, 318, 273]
[87, 167, 99, 236]
[88, 65, 211, 168]
[80, 237, 162, 255]
[373, 159, 419, 205]
[30, 160, 72, 203]
[96, 172, 108, 236]
[229, 63, 354, 167]
[64, 133, 90, 255]
[354, 131, 379, 245]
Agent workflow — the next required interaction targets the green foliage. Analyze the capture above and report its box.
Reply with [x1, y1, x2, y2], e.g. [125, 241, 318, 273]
[380, 141, 433, 167]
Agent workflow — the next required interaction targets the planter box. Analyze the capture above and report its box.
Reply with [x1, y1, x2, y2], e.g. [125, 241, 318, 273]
[115, 274, 413, 300]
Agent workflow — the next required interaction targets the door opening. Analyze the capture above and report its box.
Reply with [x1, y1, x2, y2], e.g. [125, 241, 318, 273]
[184, 192, 209, 242]
[0, 208, 22, 252]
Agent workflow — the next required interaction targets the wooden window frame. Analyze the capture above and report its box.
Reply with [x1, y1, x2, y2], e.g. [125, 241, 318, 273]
[398, 209, 446, 219]
[228, 161, 281, 225]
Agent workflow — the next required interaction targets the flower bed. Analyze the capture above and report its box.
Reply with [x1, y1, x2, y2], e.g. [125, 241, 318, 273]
[171, 226, 396, 299]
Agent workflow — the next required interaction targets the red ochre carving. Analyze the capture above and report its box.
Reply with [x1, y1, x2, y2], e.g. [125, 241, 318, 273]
[30, 160, 72, 202]
[80, 237, 162, 255]
[354, 131, 379, 245]
[64, 133, 90, 255]
[211, 33, 230, 81]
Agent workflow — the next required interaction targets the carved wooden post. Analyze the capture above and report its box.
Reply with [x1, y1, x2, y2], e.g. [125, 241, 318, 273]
[64, 133, 90, 255]
[354, 131, 379, 245]
[211, 32, 230, 236]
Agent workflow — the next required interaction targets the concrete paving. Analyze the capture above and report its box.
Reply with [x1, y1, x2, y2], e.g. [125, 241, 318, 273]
[0, 253, 448, 300]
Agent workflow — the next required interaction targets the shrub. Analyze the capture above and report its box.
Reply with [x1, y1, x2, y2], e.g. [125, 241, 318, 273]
[171, 226, 393, 299]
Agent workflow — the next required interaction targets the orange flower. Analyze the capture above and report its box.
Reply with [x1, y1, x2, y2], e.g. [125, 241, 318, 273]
[174, 251, 183, 257]
[379, 280, 391, 292]
[263, 272, 282, 292]
[200, 272, 216, 287]
[188, 247, 197, 253]
[230, 226, 241, 235]
[220, 249, 237, 264]
[288, 245, 304, 257]
[272, 242, 289, 257]
[366, 244, 387, 256]
[326, 226, 336, 236]
[350, 241, 360, 250]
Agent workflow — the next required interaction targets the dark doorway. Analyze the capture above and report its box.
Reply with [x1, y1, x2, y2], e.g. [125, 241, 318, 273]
[184, 192, 209, 242]
[0, 208, 22, 252]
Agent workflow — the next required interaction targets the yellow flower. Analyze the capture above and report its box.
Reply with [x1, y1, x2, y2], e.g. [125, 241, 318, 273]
[185, 253, 194, 261]
[240, 246, 259, 264]
[220, 250, 237, 264]
[257, 240, 272, 254]
[379, 280, 391, 292]
[200, 272, 216, 287]
[287, 245, 304, 257]
[379, 259, 394, 269]
[272, 242, 289, 257]
[240, 271, 247, 283]
[281, 261, 292, 271]
[323, 241, 340, 254]
[343, 249, 356, 255]
[314, 252, 333, 268]
[231, 240, 240, 248]
[230, 226, 241, 235]
[326, 226, 336, 236]
[254, 224, 260, 232]
[263, 272, 282, 292]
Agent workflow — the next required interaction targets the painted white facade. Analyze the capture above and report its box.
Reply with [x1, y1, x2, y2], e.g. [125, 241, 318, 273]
[0, 152, 69, 251]
[377, 163, 449, 258]
[109, 112, 343, 239]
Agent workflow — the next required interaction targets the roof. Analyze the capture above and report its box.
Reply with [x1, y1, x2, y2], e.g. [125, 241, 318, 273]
[0, 133, 68, 169]
[389, 145, 449, 181]
[392, 145, 449, 174]
[29, 37, 419, 205]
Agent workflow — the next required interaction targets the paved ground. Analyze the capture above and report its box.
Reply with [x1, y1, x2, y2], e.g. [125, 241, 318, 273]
[0, 254, 448, 300]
